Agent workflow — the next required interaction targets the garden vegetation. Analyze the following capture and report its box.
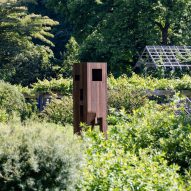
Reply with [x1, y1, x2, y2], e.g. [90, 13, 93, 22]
[0, 76, 190, 190]
[1, 0, 191, 190]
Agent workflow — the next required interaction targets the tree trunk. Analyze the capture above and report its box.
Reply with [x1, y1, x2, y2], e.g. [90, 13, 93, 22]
[161, 23, 170, 45]
[154, 21, 170, 45]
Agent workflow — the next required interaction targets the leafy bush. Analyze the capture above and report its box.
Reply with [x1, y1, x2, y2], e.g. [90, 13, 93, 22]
[107, 101, 191, 173]
[0, 81, 36, 121]
[175, 75, 191, 90]
[107, 74, 191, 112]
[123, 102, 191, 171]
[32, 77, 72, 95]
[29, 74, 191, 100]
[0, 81, 25, 116]
[20, 100, 38, 121]
[107, 108, 129, 125]
[108, 75, 149, 112]
[0, 108, 9, 122]
[108, 87, 148, 112]
[41, 96, 73, 125]
[17, 85, 35, 98]
[108, 74, 191, 91]
[79, 129, 185, 190]
[27, 74, 191, 117]
[62, 36, 80, 77]
[78, 100, 191, 190]
[0, 120, 83, 191]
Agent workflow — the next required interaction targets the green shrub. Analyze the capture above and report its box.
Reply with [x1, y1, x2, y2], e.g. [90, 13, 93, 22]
[62, 36, 80, 77]
[106, 102, 191, 173]
[0, 120, 83, 191]
[107, 108, 129, 125]
[0, 108, 9, 122]
[41, 96, 73, 125]
[79, 129, 185, 190]
[108, 87, 148, 112]
[108, 73, 191, 91]
[17, 85, 35, 98]
[108, 75, 149, 112]
[175, 75, 191, 90]
[32, 78, 72, 95]
[124, 102, 191, 171]
[20, 101, 38, 121]
[0, 81, 25, 116]
[78, 101, 191, 190]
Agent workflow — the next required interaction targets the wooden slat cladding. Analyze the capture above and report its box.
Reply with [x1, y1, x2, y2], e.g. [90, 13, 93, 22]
[73, 62, 107, 136]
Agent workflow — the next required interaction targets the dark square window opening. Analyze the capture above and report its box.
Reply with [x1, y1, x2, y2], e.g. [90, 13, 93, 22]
[92, 69, 102, 81]
[75, 75, 80, 81]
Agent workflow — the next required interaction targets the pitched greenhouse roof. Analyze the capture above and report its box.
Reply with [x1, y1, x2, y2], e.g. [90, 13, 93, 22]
[136, 46, 191, 69]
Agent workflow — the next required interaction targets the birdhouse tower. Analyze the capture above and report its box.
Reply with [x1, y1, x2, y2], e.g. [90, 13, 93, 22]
[73, 62, 107, 136]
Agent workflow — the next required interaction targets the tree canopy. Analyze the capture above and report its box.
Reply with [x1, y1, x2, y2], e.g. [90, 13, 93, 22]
[44, 0, 191, 75]
[0, 0, 58, 85]
[1, 0, 191, 83]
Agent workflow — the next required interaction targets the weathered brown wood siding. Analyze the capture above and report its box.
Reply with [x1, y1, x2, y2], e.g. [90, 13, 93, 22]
[73, 62, 107, 135]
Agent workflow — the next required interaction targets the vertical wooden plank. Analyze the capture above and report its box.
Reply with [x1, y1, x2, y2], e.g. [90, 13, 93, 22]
[73, 62, 107, 136]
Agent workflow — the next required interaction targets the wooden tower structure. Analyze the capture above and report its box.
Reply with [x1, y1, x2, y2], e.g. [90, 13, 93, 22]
[73, 62, 107, 136]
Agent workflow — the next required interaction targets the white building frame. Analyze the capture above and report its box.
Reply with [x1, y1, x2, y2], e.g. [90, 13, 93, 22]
[136, 46, 191, 69]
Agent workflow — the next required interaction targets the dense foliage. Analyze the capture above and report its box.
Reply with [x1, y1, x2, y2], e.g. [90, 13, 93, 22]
[41, 96, 73, 125]
[1, 75, 191, 189]
[25, 74, 191, 97]
[44, 0, 191, 75]
[62, 37, 80, 77]
[0, 81, 25, 117]
[2, 0, 191, 84]
[26, 74, 191, 116]
[0, 0, 58, 85]
[2, 0, 191, 189]
[31, 77, 72, 95]
[79, 102, 191, 190]
[0, 120, 83, 191]
[108, 74, 191, 91]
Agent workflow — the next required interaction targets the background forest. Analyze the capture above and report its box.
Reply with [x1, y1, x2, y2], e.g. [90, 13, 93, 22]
[1, 0, 191, 190]
[2, 0, 191, 85]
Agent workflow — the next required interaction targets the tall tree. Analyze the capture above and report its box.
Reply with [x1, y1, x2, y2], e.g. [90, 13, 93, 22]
[44, 0, 191, 75]
[25, 0, 73, 59]
[0, 0, 58, 85]
[62, 36, 79, 77]
[147, 0, 191, 45]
